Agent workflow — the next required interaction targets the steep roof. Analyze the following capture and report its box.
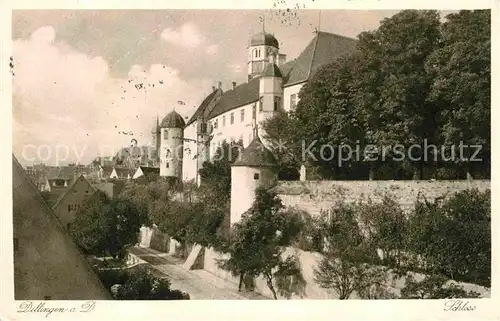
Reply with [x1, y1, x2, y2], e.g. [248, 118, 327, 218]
[114, 167, 136, 177]
[12, 155, 111, 299]
[188, 31, 356, 123]
[232, 135, 278, 167]
[262, 63, 283, 78]
[207, 77, 260, 119]
[139, 166, 160, 175]
[52, 175, 95, 210]
[185, 89, 222, 126]
[284, 31, 357, 86]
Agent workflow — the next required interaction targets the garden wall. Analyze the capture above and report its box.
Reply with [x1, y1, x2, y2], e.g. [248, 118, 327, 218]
[274, 180, 490, 215]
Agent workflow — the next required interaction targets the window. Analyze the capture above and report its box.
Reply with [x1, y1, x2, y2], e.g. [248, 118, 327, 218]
[290, 94, 297, 109]
[213, 119, 218, 129]
[223, 116, 226, 127]
[274, 96, 282, 111]
[68, 205, 71, 213]
[44, 296, 51, 300]
[166, 162, 170, 169]
[252, 105, 257, 119]
[241, 109, 245, 122]
[259, 96, 264, 111]
[253, 173, 260, 180]
[67, 223, 71, 230]
[13, 238, 19, 251]
[163, 130, 168, 140]
[230, 112, 234, 124]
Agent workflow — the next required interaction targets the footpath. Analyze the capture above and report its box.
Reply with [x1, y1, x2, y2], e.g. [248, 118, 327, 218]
[129, 246, 269, 300]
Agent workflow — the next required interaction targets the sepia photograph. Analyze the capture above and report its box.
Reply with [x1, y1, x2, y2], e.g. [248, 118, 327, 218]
[5, 4, 492, 310]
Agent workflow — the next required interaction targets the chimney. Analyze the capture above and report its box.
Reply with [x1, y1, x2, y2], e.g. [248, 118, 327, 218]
[232, 81, 236, 90]
[212, 86, 216, 92]
[300, 165, 306, 181]
[217, 81, 222, 90]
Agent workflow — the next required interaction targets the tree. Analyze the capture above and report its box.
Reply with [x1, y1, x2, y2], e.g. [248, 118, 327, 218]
[69, 191, 144, 258]
[218, 187, 305, 299]
[426, 10, 490, 179]
[401, 274, 480, 299]
[358, 197, 408, 267]
[261, 109, 301, 180]
[114, 265, 189, 300]
[313, 202, 388, 299]
[405, 189, 490, 287]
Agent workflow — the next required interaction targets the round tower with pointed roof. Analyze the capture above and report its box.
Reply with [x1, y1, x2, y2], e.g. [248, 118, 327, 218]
[159, 110, 185, 179]
[230, 134, 278, 225]
[248, 30, 280, 81]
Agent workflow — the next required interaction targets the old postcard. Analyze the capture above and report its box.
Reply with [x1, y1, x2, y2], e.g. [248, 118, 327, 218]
[0, 0, 498, 320]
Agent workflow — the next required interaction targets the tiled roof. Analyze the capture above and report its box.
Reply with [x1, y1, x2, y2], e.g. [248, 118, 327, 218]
[250, 31, 280, 48]
[232, 135, 278, 167]
[160, 110, 186, 128]
[262, 63, 283, 78]
[284, 31, 357, 86]
[114, 167, 135, 176]
[189, 31, 356, 123]
[207, 77, 260, 119]
[139, 166, 160, 175]
[52, 175, 95, 210]
[186, 89, 222, 126]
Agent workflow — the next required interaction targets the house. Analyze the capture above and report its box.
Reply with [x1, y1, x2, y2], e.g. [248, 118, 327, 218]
[12, 155, 111, 300]
[133, 166, 160, 180]
[51, 175, 98, 229]
[109, 167, 135, 180]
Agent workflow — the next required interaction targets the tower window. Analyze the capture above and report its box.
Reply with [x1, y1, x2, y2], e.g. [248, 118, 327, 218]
[274, 96, 282, 111]
[241, 109, 245, 122]
[166, 162, 170, 169]
[290, 94, 297, 109]
[163, 130, 169, 140]
[259, 97, 264, 111]
[253, 173, 260, 180]
[230, 113, 234, 125]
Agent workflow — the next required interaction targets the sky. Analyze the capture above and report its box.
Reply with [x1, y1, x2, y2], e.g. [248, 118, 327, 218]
[12, 9, 440, 166]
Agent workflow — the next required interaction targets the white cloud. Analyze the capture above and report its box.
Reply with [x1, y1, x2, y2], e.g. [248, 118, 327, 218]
[13, 26, 211, 166]
[160, 23, 206, 49]
[205, 44, 219, 55]
[227, 63, 243, 73]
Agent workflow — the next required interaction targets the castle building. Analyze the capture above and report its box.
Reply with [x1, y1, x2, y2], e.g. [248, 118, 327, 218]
[154, 30, 357, 184]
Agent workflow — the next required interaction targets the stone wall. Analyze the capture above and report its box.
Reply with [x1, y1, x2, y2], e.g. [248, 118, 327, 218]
[203, 246, 491, 299]
[273, 180, 490, 215]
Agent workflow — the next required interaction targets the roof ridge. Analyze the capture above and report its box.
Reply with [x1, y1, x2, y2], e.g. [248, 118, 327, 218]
[52, 174, 96, 210]
[317, 30, 357, 42]
[306, 32, 321, 81]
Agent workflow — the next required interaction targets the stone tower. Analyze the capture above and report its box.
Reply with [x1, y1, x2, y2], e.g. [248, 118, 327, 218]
[247, 31, 280, 81]
[196, 116, 211, 186]
[258, 61, 283, 127]
[230, 134, 278, 225]
[159, 110, 185, 179]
